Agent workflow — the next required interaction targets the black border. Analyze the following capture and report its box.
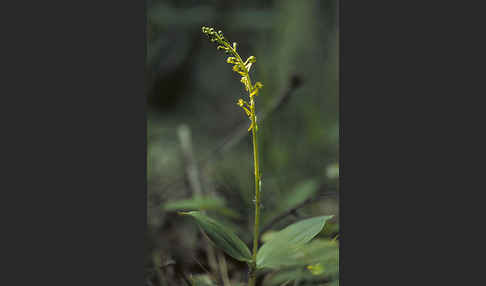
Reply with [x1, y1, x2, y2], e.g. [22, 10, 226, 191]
[339, 0, 477, 285]
[2, 0, 477, 284]
[2, 0, 146, 285]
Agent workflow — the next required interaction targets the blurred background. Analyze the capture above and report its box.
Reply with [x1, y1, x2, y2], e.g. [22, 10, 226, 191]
[146, 0, 339, 285]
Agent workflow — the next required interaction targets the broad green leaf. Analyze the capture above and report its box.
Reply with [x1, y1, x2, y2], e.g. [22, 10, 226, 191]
[257, 215, 333, 269]
[163, 196, 239, 218]
[263, 268, 305, 286]
[280, 179, 319, 211]
[259, 237, 338, 270]
[285, 239, 339, 267]
[182, 211, 252, 262]
[262, 240, 339, 285]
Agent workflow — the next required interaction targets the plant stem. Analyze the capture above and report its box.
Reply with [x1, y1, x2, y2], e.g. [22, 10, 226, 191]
[223, 36, 260, 286]
[248, 97, 261, 286]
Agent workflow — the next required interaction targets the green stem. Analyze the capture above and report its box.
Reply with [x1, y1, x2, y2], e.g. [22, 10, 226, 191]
[248, 98, 261, 286]
[221, 36, 260, 286]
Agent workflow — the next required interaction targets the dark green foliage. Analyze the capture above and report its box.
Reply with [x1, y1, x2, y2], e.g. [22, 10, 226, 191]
[257, 216, 333, 269]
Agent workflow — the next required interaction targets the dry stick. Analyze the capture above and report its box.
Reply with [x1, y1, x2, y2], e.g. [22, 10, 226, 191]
[203, 165, 233, 286]
[177, 125, 219, 281]
[178, 124, 203, 196]
[217, 251, 232, 286]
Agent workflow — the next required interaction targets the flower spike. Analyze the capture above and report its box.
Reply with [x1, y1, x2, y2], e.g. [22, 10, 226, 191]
[201, 26, 263, 133]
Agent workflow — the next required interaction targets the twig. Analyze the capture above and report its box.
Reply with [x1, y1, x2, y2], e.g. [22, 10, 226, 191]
[178, 124, 203, 196]
[178, 125, 219, 277]
[217, 251, 231, 286]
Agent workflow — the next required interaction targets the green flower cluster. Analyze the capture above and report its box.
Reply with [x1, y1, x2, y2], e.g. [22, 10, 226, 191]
[202, 26, 264, 131]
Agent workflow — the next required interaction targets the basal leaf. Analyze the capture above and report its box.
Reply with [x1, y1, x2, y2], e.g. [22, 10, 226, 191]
[261, 239, 338, 272]
[263, 241, 339, 285]
[256, 215, 333, 269]
[182, 211, 252, 262]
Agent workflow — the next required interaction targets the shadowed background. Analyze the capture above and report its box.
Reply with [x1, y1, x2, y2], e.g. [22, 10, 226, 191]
[147, 1, 338, 285]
